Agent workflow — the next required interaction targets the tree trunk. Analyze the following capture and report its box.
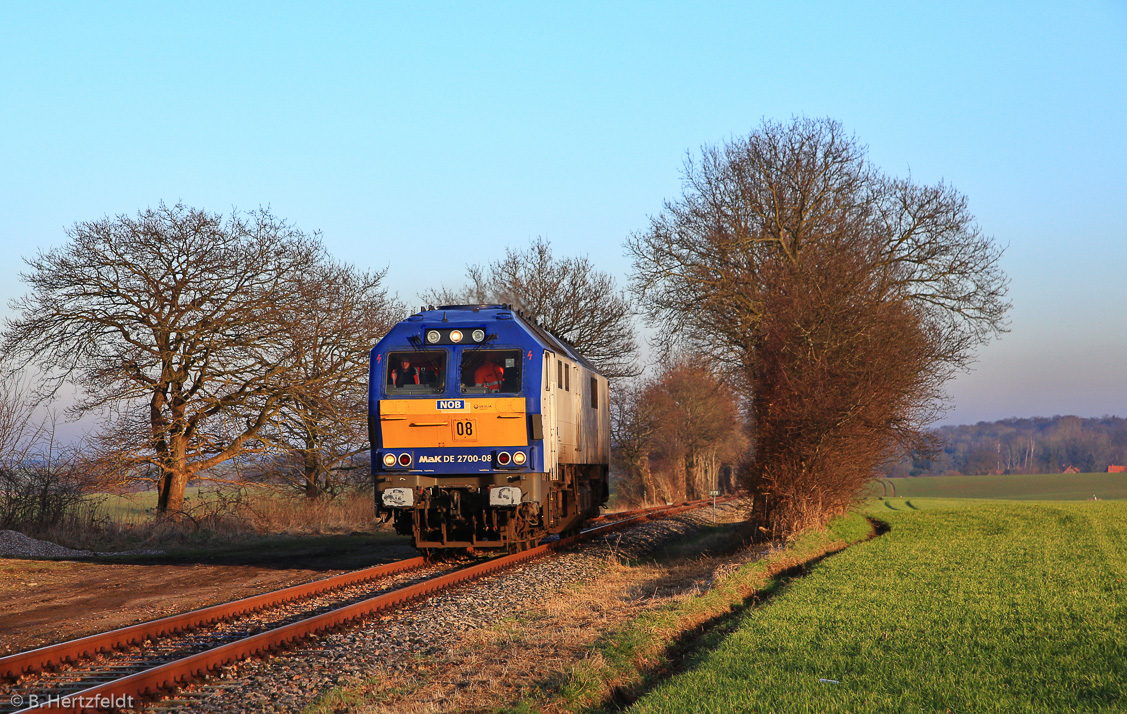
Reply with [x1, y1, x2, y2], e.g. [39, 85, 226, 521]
[303, 450, 322, 498]
[155, 434, 190, 513]
[157, 467, 190, 512]
[639, 455, 656, 506]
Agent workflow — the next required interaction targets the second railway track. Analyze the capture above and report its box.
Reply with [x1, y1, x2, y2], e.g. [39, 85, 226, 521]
[1, 499, 726, 713]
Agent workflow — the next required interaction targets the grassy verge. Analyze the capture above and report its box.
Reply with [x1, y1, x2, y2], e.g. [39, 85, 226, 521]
[553, 512, 875, 713]
[621, 500, 1127, 713]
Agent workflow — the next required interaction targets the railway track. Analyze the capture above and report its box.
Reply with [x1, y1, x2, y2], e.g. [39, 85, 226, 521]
[1, 499, 723, 713]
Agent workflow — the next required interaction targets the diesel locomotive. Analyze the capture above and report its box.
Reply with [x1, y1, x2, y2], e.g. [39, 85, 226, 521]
[369, 304, 610, 552]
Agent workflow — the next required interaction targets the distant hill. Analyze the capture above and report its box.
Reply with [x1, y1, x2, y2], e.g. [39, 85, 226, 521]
[887, 415, 1127, 476]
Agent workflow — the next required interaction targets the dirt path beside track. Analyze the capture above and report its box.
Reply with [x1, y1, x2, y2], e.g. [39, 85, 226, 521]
[0, 540, 417, 655]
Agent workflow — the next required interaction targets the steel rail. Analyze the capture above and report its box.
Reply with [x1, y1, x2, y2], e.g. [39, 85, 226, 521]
[9, 498, 730, 713]
[0, 556, 428, 680]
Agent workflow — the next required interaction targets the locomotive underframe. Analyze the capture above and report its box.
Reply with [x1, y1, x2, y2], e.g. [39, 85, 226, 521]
[380, 464, 607, 553]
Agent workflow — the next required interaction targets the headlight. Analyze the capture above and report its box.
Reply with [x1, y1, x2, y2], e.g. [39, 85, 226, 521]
[512, 451, 527, 465]
[426, 330, 441, 344]
[382, 453, 397, 468]
[449, 329, 463, 343]
[472, 329, 485, 342]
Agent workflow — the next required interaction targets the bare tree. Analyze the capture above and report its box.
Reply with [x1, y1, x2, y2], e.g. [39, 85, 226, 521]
[1, 203, 324, 513]
[0, 377, 104, 534]
[747, 242, 944, 533]
[266, 261, 403, 497]
[645, 359, 746, 502]
[609, 379, 659, 505]
[628, 117, 1009, 535]
[423, 238, 640, 379]
[610, 361, 745, 507]
[0, 373, 40, 471]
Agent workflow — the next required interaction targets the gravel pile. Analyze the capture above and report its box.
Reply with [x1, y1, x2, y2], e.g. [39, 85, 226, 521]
[0, 530, 95, 558]
[0, 530, 163, 559]
[174, 502, 744, 714]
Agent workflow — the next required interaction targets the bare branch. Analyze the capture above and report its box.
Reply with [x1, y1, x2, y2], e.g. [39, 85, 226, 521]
[423, 237, 641, 379]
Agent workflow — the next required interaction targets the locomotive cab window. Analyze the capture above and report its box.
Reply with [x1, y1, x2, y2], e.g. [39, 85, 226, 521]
[460, 349, 522, 394]
[386, 351, 446, 394]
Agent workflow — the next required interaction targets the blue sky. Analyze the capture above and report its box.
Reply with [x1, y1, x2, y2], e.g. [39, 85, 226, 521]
[2, 1, 1125, 427]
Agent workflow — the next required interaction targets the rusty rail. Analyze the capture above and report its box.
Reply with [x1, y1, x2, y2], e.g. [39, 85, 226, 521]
[7, 498, 730, 712]
[0, 556, 428, 681]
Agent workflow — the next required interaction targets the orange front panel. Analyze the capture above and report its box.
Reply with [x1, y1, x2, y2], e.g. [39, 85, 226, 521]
[379, 398, 528, 448]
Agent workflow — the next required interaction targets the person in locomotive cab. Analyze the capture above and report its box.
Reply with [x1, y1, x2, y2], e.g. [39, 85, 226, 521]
[473, 359, 504, 392]
[391, 358, 419, 387]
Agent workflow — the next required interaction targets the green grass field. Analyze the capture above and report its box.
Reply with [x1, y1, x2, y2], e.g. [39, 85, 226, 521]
[96, 486, 214, 524]
[875, 472, 1127, 501]
[623, 499, 1127, 713]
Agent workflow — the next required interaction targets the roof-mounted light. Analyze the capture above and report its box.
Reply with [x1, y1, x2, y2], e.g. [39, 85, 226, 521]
[426, 330, 441, 344]
[449, 329, 463, 343]
[472, 329, 485, 342]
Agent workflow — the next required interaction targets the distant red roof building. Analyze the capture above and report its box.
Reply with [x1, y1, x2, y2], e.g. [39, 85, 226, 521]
[1063, 466, 1081, 474]
[1109, 465, 1126, 473]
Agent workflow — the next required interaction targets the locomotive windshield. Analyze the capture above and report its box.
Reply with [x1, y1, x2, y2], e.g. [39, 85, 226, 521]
[386, 351, 446, 394]
[460, 349, 522, 394]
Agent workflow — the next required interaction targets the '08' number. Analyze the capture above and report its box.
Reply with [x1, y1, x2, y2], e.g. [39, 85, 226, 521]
[453, 419, 477, 441]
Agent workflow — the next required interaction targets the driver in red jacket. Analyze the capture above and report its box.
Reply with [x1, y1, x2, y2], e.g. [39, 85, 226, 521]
[473, 360, 504, 392]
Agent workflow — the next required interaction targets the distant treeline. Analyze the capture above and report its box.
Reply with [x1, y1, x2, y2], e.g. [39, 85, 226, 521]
[889, 416, 1127, 476]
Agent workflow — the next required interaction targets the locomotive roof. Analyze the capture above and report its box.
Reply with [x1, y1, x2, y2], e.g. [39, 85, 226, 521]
[405, 304, 600, 375]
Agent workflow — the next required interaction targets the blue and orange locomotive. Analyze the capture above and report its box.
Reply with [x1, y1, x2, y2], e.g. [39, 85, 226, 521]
[369, 305, 610, 552]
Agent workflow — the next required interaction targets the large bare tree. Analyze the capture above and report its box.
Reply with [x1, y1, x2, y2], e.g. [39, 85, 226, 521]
[628, 117, 1009, 534]
[423, 238, 640, 379]
[1, 203, 324, 512]
[266, 261, 403, 497]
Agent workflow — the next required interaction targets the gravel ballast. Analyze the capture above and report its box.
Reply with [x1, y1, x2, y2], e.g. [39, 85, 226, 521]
[171, 503, 747, 714]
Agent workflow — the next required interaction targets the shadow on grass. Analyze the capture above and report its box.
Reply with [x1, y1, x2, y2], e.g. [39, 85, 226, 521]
[631, 520, 756, 564]
[589, 517, 891, 713]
